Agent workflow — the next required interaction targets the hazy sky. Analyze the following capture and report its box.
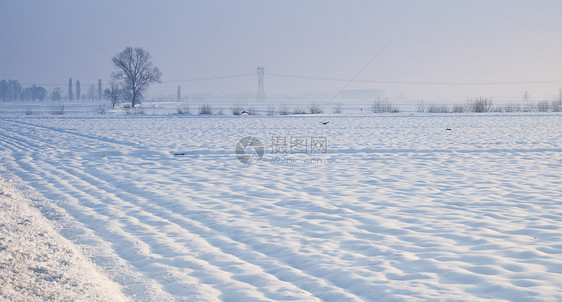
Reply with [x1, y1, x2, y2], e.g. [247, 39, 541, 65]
[2, 0, 562, 102]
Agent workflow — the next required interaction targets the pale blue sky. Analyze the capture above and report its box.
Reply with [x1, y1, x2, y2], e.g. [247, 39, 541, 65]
[2, 0, 562, 102]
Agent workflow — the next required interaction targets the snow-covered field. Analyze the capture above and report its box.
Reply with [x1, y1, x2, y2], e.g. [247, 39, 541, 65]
[0, 173, 128, 301]
[1, 102, 562, 301]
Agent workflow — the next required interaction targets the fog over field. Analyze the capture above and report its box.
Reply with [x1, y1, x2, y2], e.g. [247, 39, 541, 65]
[1, 1, 562, 301]
[2, 0, 562, 101]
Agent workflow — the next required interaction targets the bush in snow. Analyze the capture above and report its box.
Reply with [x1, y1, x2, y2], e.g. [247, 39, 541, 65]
[537, 100, 550, 112]
[177, 103, 190, 114]
[552, 99, 562, 112]
[199, 104, 213, 115]
[231, 105, 243, 115]
[371, 98, 399, 113]
[468, 97, 493, 113]
[308, 103, 324, 114]
[453, 105, 466, 113]
[278, 104, 289, 115]
[427, 104, 450, 113]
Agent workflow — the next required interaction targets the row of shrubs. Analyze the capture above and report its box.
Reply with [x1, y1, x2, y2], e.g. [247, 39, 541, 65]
[371, 98, 400, 113]
[418, 98, 562, 113]
[116, 97, 562, 116]
[176, 103, 344, 116]
[27, 98, 562, 116]
[24, 105, 66, 116]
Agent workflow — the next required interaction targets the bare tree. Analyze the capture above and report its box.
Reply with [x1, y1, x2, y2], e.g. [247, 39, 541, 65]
[27, 84, 47, 102]
[111, 47, 161, 107]
[7, 80, 22, 101]
[50, 87, 63, 102]
[22, 87, 32, 101]
[177, 85, 181, 102]
[87, 84, 96, 101]
[35, 86, 47, 101]
[104, 80, 122, 108]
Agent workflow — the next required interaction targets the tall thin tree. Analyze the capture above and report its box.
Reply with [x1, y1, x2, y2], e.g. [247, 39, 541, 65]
[68, 78, 73, 101]
[177, 85, 181, 102]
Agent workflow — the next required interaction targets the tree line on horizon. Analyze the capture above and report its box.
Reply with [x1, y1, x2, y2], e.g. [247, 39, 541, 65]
[1, 47, 162, 109]
[0, 78, 103, 102]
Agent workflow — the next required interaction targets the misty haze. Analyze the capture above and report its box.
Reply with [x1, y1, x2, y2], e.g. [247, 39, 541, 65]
[1, 1, 562, 301]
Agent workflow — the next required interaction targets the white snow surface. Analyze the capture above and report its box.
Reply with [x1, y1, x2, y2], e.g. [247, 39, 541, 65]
[1, 102, 562, 301]
[0, 174, 128, 301]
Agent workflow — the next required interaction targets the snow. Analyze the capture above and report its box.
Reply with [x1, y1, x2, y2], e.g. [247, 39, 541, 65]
[0, 174, 128, 301]
[1, 101, 562, 301]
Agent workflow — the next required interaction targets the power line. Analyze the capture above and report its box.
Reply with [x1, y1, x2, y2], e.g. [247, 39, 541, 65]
[160, 73, 254, 84]
[174, 45, 236, 103]
[326, 41, 390, 105]
[268, 73, 562, 86]
[18, 73, 254, 87]
[12, 73, 562, 89]
[19, 82, 104, 87]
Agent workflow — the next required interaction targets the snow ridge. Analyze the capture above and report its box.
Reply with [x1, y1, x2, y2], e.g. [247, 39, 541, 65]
[0, 175, 128, 301]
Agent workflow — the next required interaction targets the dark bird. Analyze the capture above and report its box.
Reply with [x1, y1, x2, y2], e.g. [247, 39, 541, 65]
[321, 121, 329, 125]
[446, 128, 452, 131]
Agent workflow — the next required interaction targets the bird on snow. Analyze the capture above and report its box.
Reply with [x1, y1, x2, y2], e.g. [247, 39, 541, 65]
[446, 128, 452, 131]
[321, 121, 329, 125]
